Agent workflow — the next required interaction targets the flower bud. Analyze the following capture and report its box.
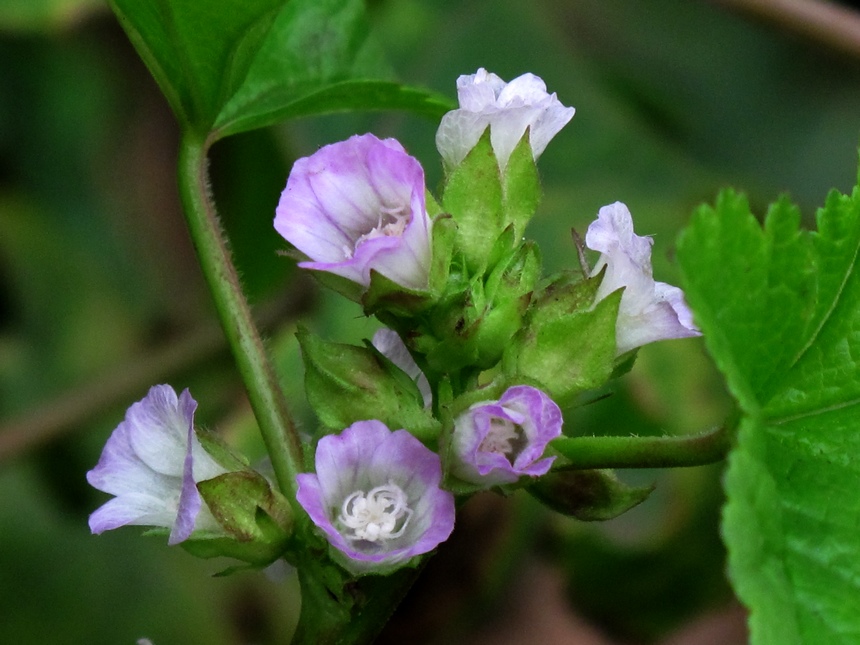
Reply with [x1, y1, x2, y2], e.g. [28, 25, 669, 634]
[451, 385, 562, 486]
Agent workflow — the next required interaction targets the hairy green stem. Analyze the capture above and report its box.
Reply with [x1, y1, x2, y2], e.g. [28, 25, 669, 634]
[556, 425, 732, 470]
[176, 132, 303, 506]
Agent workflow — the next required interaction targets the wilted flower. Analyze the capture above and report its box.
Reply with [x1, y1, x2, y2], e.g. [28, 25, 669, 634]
[274, 133, 433, 291]
[87, 385, 227, 545]
[296, 420, 455, 575]
[452, 385, 562, 486]
[586, 202, 701, 355]
[372, 328, 432, 408]
[436, 68, 575, 171]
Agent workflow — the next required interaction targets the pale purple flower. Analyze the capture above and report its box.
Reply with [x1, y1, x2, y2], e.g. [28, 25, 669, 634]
[274, 133, 433, 291]
[586, 202, 701, 355]
[372, 328, 432, 408]
[436, 68, 575, 171]
[296, 420, 455, 576]
[452, 385, 562, 486]
[87, 385, 227, 545]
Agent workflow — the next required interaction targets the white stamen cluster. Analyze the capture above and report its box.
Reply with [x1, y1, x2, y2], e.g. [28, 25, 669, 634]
[338, 481, 413, 543]
[479, 417, 521, 457]
[344, 205, 412, 258]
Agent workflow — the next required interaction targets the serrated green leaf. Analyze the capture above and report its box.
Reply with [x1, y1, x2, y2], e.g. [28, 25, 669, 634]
[677, 179, 860, 644]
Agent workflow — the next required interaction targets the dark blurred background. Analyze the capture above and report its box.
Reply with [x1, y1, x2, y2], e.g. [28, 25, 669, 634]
[2, 1, 859, 643]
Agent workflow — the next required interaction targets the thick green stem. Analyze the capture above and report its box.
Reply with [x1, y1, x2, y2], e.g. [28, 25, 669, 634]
[555, 425, 732, 470]
[176, 132, 303, 506]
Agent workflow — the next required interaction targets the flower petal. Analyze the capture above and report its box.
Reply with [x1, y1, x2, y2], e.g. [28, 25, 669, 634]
[452, 385, 562, 486]
[437, 68, 574, 170]
[297, 420, 455, 575]
[585, 202, 701, 354]
[372, 328, 432, 407]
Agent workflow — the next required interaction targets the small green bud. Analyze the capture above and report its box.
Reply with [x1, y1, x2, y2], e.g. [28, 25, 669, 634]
[184, 471, 293, 567]
[528, 468, 653, 521]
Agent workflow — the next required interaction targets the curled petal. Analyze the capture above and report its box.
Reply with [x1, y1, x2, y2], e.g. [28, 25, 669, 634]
[586, 202, 701, 354]
[452, 385, 563, 486]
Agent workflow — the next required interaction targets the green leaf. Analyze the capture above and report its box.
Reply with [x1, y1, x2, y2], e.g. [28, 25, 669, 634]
[110, 0, 283, 132]
[110, 0, 449, 137]
[215, 79, 454, 139]
[677, 180, 860, 644]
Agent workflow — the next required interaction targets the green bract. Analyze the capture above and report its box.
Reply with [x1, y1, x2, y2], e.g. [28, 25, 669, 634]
[505, 272, 620, 407]
[188, 471, 293, 568]
[528, 468, 653, 521]
[678, 178, 860, 645]
[297, 327, 441, 442]
[440, 133, 541, 274]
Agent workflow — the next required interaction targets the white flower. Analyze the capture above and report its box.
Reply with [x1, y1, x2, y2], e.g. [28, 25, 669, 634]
[586, 202, 701, 354]
[436, 68, 574, 171]
[86, 385, 227, 544]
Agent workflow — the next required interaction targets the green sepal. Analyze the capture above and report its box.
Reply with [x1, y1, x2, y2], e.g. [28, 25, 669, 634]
[194, 427, 249, 472]
[506, 277, 620, 407]
[473, 241, 541, 367]
[528, 468, 653, 521]
[427, 214, 458, 298]
[362, 270, 432, 318]
[303, 266, 365, 304]
[297, 327, 441, 441]
[414, 241, 542, 372]
[502, 135, 541, 240]
[441, 131, 504, 274]
[529, 269, 603, 323]
[183, 471, 293, 566]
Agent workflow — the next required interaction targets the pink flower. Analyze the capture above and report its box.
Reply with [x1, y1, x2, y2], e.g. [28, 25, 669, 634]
[452, 385, 562, 486]
[296, 420, 455, 575]
[275, 134, 433, 291]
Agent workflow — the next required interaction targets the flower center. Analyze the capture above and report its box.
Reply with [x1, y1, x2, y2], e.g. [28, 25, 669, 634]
[337, 481, 413, 543]
[345, 205, 411, 258]
[479, 416, 525, 461]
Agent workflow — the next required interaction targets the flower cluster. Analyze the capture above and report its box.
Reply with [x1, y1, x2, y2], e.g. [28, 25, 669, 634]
[88, 68, 700, 579]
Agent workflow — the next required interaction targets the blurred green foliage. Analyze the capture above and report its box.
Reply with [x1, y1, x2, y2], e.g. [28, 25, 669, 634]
[2, 0, 860, 642]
